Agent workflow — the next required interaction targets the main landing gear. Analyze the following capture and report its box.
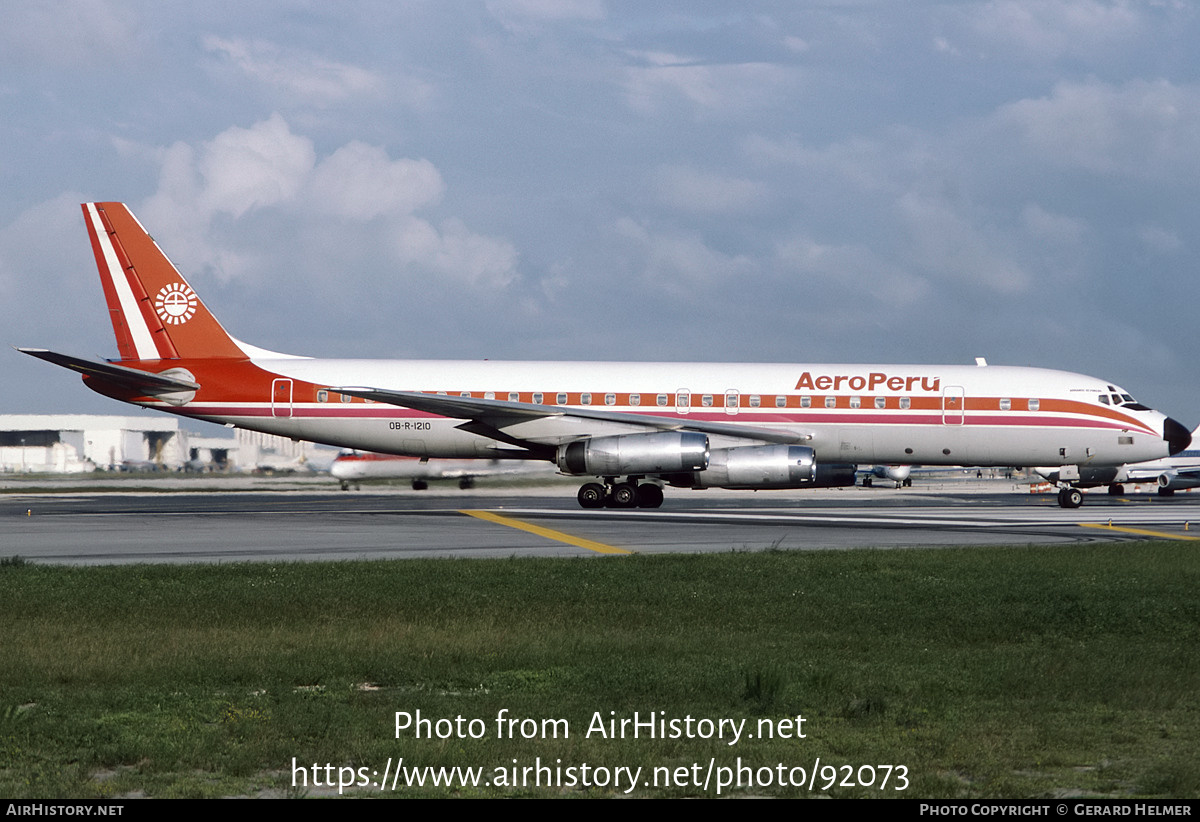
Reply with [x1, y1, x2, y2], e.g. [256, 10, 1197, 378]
[577, 479, 665, 509]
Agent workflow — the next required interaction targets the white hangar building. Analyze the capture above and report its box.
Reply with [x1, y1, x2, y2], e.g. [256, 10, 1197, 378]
[0, 415, 187, 473]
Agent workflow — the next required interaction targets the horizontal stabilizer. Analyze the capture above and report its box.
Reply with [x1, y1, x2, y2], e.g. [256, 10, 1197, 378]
[17, 348, 200, 395]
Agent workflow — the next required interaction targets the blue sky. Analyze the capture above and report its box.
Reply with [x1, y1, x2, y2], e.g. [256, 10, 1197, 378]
[2, 1, 1197, 422]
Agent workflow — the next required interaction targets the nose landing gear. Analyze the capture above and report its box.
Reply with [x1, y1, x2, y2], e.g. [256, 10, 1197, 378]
[1057, 487, 1083, 509]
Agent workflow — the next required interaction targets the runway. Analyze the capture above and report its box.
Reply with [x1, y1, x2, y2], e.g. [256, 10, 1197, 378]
[3, 482, 1198, 565]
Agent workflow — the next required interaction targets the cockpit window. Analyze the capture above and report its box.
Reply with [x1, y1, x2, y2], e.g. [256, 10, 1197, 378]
[1107, 389, 1150, 411]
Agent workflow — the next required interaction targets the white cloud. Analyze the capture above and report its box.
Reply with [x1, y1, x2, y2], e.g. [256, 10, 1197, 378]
[622, 51, 800, 115]
[198, 114, 317, 218]
[1137, 225, 1183, 254]
[654, 166, 767, 214]
[774, 236, 932, 309]
[994, 79, 1200, 180]
[1021, 203, 1087, 246]
[897, 193, 1032, 295]
[486, 0, 605, 30]
[743, 133, 896, 193]
[0, 0, 137, 66]
[782, 36, 809, 53]
[969, 0, 1146, 59]
[202, 36, 406, 106]
[308, 143, 444, 220]
[614, 218, 756, 292]
[138, 116, 516, 289]
[0, 193, 87, 301]
[392, 217, 518, 288]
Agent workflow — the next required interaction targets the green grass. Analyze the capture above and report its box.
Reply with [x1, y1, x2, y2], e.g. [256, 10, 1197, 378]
[1, 541, 1197, 798]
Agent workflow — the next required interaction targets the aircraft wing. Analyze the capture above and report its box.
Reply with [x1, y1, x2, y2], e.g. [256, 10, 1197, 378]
[1129, 465, 1200, 484]
[333, 386, 813, 447]
[1123, 464, 1200, 482]
[17, 348, 201, 395]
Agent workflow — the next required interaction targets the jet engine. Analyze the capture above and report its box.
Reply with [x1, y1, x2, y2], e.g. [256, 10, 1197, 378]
[556, 431, 709, 476]
[664, 445, 856, 490]
[1158, 471, 1200, 493]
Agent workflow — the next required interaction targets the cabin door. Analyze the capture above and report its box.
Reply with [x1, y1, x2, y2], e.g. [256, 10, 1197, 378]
[271, 378, 293, 418]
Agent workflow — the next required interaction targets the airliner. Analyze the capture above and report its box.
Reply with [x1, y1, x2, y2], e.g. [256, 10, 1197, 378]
[19, 203, 1192, 509]
[859, 465, 913, 488]
[330, 451, 557, 491]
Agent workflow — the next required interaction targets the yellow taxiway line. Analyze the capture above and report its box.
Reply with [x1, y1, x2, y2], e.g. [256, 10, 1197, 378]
[1079, 523, 1200, 541]
[460, 510, 631, 555]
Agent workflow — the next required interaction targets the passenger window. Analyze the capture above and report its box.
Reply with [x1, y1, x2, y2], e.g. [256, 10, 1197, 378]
[702, 395, 713, 407]
[630, 393, 640, 406]
[485, 392, 495, 400]
[780, 396, 791, 408]
[605, 393, 616, 406]
[508, 392, 519, 402]
[1028, 399, 1040, 412]
[556, 393, 567, 405]
[799, 396, 810, 408]
[850, 397, 861, 409]
[825, 396, 836, 408]
[317, 389, 328, 403]
[532, 392, 543, 404]
[874, 397, 886, 409]
[899, 397, 910, 410]
[581, 393, 592, 405]
[1000, 398, 1011, 411]
[657, 394, 668, 406]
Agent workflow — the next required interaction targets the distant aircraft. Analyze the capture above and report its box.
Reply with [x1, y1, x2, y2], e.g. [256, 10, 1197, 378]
[330, 451, 557, 490]
[20, 203, 1191, 509]
[858, 465, 913, 488]
[1036, 424, 1200, 497]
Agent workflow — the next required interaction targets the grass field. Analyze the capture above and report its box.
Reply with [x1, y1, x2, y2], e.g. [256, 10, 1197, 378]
[1, 541, 1197, 798]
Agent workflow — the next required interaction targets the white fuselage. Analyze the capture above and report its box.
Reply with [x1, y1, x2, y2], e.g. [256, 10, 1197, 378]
[160, 358, 1178, 470]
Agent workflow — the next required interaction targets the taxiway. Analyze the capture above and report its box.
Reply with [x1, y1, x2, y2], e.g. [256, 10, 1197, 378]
[2, 482, 1197, 565]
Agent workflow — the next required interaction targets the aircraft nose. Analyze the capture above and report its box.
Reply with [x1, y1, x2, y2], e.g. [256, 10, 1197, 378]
[1164, 417, 1191, 456]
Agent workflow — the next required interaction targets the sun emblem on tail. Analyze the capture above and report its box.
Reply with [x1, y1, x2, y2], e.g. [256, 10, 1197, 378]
[154, 282, 198, 325]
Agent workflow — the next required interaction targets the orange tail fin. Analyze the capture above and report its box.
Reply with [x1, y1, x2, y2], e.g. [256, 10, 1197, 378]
[83, 202, 246, 361]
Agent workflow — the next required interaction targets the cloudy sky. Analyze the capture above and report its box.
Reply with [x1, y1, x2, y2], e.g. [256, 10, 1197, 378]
[2, 1, 1197, 422]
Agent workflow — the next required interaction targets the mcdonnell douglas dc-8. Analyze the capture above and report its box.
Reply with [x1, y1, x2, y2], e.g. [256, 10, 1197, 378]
[20, 203, 1192, 509]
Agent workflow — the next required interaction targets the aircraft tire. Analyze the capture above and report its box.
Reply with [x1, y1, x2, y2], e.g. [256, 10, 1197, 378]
[635, 483, 664, 508]
[1058, 487, 1083, 508]
[609, 482, 639, 508]
[578, 483, 606, 508]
